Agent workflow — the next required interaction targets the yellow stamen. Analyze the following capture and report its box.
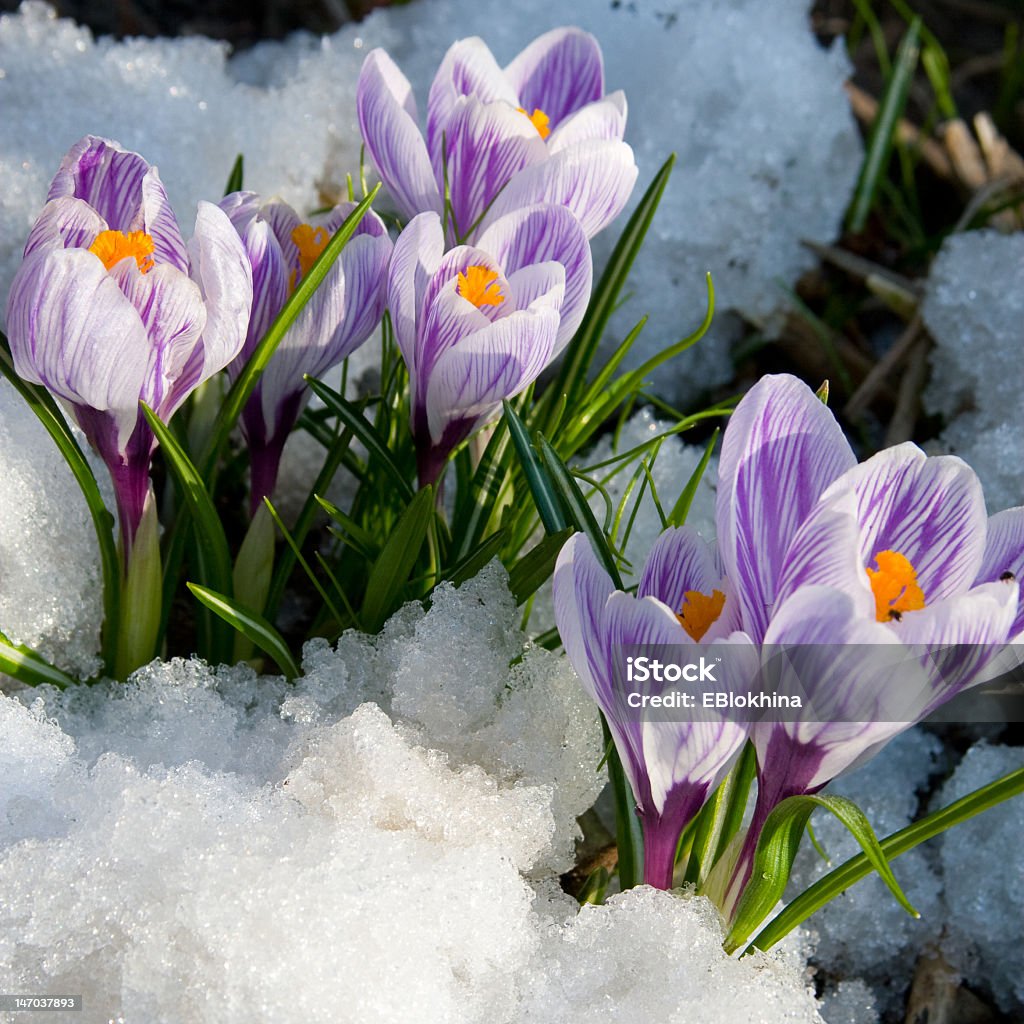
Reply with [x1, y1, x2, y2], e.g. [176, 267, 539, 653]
[457, 265, 504, 309]
[290, 223, 331, 290]
[87, 230, 155, 273]
[866, 550, 926, 622]
[517, 106, 551, 140]
[676, 589, 727, 642]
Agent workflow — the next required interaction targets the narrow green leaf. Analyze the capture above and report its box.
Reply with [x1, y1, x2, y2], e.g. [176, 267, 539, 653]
[847, 18, 922, 233]
[141, 404, 233, 664]
[536, 434, 623, 588]
[0, 630, 76, 689]
[223, 154, 244, 195]
[306, 377, 414, 502]
[724, 793, 916, 954]
[507, 528, 573, 605]
[750, 765, 1024, 953]
[441, 529, 507, 589]
[547, 154, 675, 423]
[451, 418, 511, 560]
[604, 715, 644, 890]
[0, 337, 120, 676]
[362, 485, 434, 631]
[713, 742, 758, 864]
[668, 428, 719, 527]
[186, 583, 300, 679]
[316, 495, 380, 559]
[200, 184, 381, 478]
[503, 400, 567, 535]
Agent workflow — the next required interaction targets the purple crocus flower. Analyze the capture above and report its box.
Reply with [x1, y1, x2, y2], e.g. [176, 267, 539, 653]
[389, 203, 592, 484]
[5, 135, 252, 550]
[553, 528, 749, 889]
[714, 374, 1019, 910]
[219, 192, 393, 513]
[357, 28, 637, 242]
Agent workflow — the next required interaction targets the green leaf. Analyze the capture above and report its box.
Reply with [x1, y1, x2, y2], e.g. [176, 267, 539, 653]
[667, 428, 719, 527]
[546, 154, 675, 423]
[0, 630, 76, 689]
[361, 485, 434, 632]
[0, 336, 120, 677]
[316, 495, 380, 560]
[451, 418, 511, 560]
[199, 184, 381, 479]
[847, 18, 922, 233]
[749, 765, 1024, 953]
[441, 529, 507, 589]
[306, 378, 414, 502]
[503, 400, 567, 535]
[141, 403, 234, 664]
[186, 583, 300, 680]
[536, 434, 623, 588]
[223, 154, 244, 195]
[507, 528, 573, 605]
[604, 715, 644, 890]
[724, 793, 917, 954]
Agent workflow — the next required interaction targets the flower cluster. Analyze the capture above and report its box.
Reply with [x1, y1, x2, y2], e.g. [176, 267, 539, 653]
[554, 373, 1024, 907]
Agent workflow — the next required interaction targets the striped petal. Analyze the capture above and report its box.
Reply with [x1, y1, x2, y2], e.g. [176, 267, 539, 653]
[424, 305, 558, 443]
[548, 93, 627, 152]
[503, 27, 605, 128]
[476, 203, 592, 351]
[426, 37, 519, 168]
[24, 197, 107, 258]
[443, 96, 547, 242]
[716, 374, 856, 642]
[976, 506, 1024, 639]
[140, 167, 188, 273]
[829, 443, 987, 603]
[357, 49, 442, 221]
[481, 138, 638, 240]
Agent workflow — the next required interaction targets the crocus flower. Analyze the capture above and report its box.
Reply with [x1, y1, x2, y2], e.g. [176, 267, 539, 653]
[389, 203, 592, 484]
[5, 135, 252, 550]
[554, 528, 749, 889]
[219, 192, 393, 513]
[713, 374, 1019, 908]
[357, 28, 637, 243]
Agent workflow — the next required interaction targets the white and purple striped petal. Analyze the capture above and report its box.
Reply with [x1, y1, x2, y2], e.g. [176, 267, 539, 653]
[976, 506, 1024, 639]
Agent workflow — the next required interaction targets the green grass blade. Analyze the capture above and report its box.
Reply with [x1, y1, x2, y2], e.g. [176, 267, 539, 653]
[603, 714, 645, 890]
[546, 154, 675, 425]
[503, 400, 567, 535]
[668, 428, 719, 526]
[0, 337, 120, 677]
[200, 183, 381, 478]
[847, 18, 922, 234]
[361, 485, 434, 632]
[440, 529, 507, 589]
[186, 582, 299, 679]
[507, 528, 573, 605]
[306, 378, 414, 502]
[0, 630, 77, 689]
[224, 154, 244, 195]
[749, 765, 1024, 953]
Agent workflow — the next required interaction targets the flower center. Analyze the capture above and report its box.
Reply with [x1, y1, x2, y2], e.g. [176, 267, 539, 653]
[290, 223, 330, 290]
[517, 107, 551, 140]
[866, 550, 926, 622]
[88, 230, 155, 273]
[676, 589, 727, 642]
[457, 265, 504, 309]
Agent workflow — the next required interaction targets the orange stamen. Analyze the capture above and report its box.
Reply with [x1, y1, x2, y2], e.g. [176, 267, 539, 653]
[457, 265, 504, 309]
[866, 550, 926, 622]
[517, 106, 551, 140]
[676, 589, 727, 642]
[290, 223, 331, 290]
[88, 230, 155, 273]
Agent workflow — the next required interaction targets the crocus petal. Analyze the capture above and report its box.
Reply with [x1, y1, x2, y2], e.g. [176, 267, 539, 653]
[976, 506, 1024, 638]
[443, 96, 548, 241]
[482, 138, 638, 240]
[424, 305, 559, 443]
[476, 203, 592, 350]
[775, 488, 874, 615]
[506, 262, 565, 315]
[548, 92, 627, 152]
[24, 197, 107, 258]
[825, 443, 987, 603]
[46, 135, 147, 233]
[357, 49, 442, 221]
[426, 37, 520, 166]
[108, 260, 206, 415]
[257, 197, 304, 283]
[6, 248, 149, 453]
[716, 374, 856, 642]
[387, 212, 445, 378]
[503, 27, 605, 128]
[168, 201, 252, 419]
[140, 167, 188, 273]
